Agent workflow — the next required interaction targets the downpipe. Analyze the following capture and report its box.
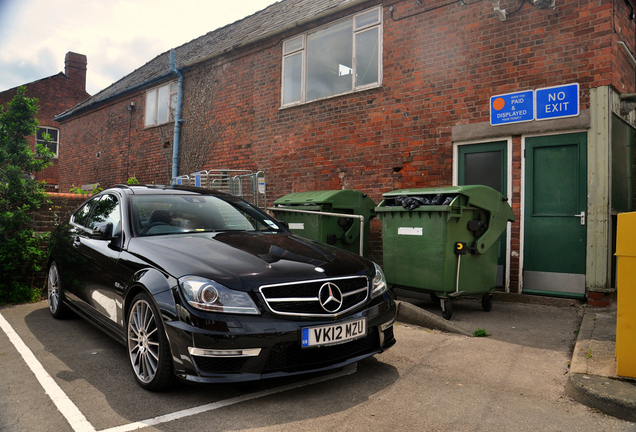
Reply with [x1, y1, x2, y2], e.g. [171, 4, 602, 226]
[169, 49, 184, 182]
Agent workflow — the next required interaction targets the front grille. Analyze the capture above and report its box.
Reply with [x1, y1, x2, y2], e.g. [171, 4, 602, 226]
[262, 327, 380, 373]
[259, 276, 369, 317]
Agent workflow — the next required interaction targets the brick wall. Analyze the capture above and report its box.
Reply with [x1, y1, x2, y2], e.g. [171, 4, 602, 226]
[0, 52, 89, 190]
[58, 1, 635, 193]
[56, 0, 636, 284]
[32, 193, 88, 235]
[30, 193, 87, 288]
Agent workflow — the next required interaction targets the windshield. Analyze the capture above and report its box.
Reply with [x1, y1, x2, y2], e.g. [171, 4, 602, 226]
[131, 193, 281, 237]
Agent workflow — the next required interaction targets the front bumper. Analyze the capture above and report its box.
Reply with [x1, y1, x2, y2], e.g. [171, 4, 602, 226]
[164, 294, 397, 383]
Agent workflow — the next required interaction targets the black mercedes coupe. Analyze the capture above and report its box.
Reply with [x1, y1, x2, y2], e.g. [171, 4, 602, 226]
[46, 185, 396, 390]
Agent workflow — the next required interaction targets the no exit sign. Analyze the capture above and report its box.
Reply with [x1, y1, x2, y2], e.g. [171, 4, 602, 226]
[535, 83, 579, 121]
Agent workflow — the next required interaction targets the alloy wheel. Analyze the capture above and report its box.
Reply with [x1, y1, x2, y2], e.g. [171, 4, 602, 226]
[128, 298, 161, 384]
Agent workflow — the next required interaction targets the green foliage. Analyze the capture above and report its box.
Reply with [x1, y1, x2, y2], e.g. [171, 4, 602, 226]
[472, 327, 491, 337]
[0, 87, 53, 305]
[69, 184, 102, 195]
[127, 175, 140, 185]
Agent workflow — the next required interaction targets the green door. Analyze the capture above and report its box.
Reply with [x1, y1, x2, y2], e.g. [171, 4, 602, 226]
[458, 141, 508, 287]
[524, 133, 587, 298]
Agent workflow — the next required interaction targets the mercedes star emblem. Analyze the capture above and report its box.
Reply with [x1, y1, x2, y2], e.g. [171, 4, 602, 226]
[318, 282, 343, 313]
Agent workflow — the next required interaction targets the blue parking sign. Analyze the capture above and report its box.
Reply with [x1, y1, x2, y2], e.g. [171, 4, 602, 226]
[490, 90, 534, 126]
[535, 83, 579, 121]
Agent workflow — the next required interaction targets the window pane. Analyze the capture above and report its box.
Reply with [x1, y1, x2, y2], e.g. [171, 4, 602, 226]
[170, 92, 178, 121]
[464, 151, 502, 192]
[306, 19, 353, 101]
[36, 128, 45, 141]
[73, 200, 95, 227]
[157, 84, 170, 124]
[145, 90, 157, 126]
[88, 195, 120, 230]
[284, 36, 303, 54]
[283, 52, 302, 105]
[355, 8, 380, 29]
[48, 129, 58, 141]
[355, 28, 379, 87]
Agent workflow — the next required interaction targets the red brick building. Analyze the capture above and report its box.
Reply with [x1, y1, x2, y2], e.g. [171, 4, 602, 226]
[0, 52, 89, 190]
[55, 0, 636, 301]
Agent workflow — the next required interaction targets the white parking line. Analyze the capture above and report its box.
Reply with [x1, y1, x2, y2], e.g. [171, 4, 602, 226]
[101, 364, 357, 432]
[0, 310, 356, 432]
[0, 312, 95, 432]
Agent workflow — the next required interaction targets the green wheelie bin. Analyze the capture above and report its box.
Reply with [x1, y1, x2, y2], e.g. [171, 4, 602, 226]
[376, 185, 515, 319]
[271, 190, 376, 257]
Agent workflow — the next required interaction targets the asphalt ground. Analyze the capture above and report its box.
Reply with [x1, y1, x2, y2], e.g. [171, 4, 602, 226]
[1, 297, 635, 432]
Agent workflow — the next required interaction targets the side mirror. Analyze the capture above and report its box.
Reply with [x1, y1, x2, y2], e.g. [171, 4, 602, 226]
[91, 222, 113, 240]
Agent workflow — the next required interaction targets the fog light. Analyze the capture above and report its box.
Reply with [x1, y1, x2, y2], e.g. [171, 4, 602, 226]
[188, 347, 261, 357]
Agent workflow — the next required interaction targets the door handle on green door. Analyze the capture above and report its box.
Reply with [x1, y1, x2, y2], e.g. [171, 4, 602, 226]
[574, 212, 585, 225]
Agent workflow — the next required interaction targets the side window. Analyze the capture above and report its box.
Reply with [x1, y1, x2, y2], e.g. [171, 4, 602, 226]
[36, 127, 59, 158]
[71, 199, 97, 227]
[144, 82, 178, 127]
[87, 194, 121, 231]
[281, 6, 382, 106]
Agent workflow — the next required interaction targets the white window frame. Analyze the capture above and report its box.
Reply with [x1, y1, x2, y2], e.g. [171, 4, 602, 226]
[36, 126, 59, 158]
[281, 6, 382, 107]
[144, 81, 178, 127]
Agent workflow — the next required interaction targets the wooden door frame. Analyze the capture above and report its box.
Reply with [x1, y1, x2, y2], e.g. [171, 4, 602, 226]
[452, 138, 513, 291]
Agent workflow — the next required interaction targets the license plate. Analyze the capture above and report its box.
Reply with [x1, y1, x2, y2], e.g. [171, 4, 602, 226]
[301, 318, 367, 348]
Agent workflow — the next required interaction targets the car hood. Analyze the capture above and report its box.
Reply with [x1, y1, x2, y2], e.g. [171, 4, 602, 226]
[127, 232, 371, 291]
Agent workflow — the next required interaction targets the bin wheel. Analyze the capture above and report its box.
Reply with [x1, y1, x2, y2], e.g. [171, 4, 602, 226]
[441, 299, 453, 320]
[482, 294, 493, 312]
[430, 293, 439, 303]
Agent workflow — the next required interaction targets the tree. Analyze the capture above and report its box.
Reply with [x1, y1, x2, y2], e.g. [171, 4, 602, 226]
[0, 87, 53, 304]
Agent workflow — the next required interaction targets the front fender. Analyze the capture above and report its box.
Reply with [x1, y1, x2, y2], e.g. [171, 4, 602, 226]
[124, 268, 179, 322]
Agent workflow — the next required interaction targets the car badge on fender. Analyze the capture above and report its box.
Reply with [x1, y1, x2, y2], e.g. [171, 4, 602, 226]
[318, 282, 343, 313]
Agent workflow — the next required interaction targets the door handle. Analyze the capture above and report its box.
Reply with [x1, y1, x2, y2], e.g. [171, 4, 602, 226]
[574, 211, 585, 226]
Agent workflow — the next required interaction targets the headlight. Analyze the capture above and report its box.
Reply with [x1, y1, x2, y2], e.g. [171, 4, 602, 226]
[180, 276, 260, 315]
[371, 262, 389, 298]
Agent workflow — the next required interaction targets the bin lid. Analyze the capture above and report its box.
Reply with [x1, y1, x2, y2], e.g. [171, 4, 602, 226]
[382, 185, 513, 217]
[616, 212, 636, 257]
[273, 190, 376, 214]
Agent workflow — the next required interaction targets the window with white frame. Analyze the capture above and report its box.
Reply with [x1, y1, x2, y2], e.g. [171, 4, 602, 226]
[282, 6, 382, 106]
[144, 82, 178, 127]
[36, 127, 59, 158]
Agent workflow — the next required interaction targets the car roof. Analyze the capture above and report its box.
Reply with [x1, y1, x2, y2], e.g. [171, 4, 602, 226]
[109, 184, 232, 197]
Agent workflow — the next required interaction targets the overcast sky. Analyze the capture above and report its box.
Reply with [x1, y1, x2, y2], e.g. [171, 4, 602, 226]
[0, 0, 279, 95]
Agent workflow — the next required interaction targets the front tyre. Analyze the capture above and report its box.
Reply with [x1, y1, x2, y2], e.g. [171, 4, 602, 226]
[47, 262, 69, 319]
[127, 293, 175, 391]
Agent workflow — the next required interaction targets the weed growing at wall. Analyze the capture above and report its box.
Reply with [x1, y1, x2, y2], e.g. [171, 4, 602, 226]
[0, 87, 53, 304]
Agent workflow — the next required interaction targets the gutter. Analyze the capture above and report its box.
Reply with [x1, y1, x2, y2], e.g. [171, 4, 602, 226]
[54, 71, 173, 122]
[169, 49, 184, 181]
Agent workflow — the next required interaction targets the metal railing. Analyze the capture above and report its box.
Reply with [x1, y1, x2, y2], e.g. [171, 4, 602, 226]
[173, 170, 267, 209]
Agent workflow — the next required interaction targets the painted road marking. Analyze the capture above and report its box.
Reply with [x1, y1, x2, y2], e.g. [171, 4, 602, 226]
[101, 364, 357, 432]
[0, 310, 356, 432]
[0, 312, 95, 432]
